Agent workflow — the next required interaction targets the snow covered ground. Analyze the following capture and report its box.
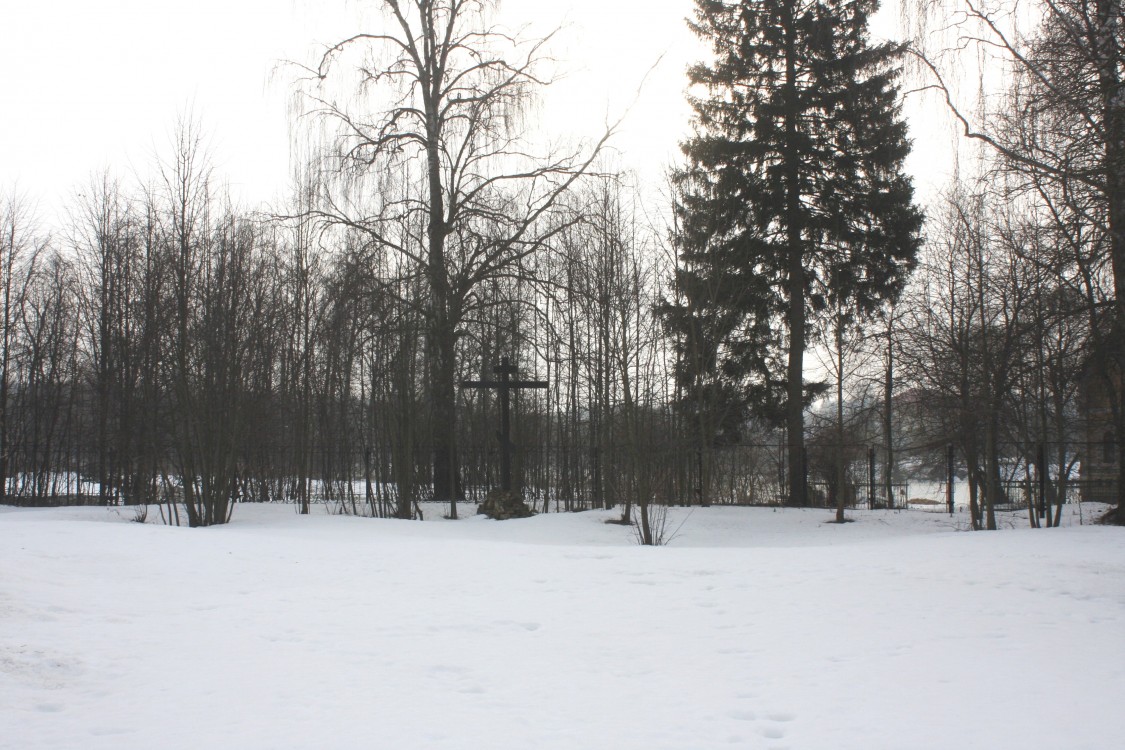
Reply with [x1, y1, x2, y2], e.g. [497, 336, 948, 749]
[2, 502, 1122, 749]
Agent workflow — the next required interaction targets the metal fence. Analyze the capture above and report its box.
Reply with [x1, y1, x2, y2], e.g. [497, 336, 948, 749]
[4, 437, 1119, 518]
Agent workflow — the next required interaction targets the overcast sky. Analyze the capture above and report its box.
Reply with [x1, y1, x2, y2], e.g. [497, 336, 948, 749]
[1, 0, 955, 224]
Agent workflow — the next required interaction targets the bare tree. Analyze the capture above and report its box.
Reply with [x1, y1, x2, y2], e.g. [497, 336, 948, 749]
[12, 252, 82, 500]
[302, 0, 611, 515]
[150, 121, 276, 526]
[901, 186, 1035, 529]
[907, 0, 1125, 519]
[814, 291, 877, 522]
[0, 191, 48, 503]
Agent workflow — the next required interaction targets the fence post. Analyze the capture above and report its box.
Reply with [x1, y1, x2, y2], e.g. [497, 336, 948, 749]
[802, 445, 809, 507]
[778, 437, 786, 503]
[947, 443, 955, 516]
[868, 445, 876, 509]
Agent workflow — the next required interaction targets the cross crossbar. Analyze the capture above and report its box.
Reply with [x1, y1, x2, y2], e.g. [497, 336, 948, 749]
[460, 357, 548, 491]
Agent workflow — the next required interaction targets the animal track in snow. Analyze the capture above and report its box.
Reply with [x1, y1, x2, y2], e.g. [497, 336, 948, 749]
[760, 724, 786, 739]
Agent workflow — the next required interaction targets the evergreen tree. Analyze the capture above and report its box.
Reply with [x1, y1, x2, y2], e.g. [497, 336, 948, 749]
[668, 0, 923, 505]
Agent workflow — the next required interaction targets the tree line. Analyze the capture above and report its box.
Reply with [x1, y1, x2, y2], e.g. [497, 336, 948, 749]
[1, 0, 1121, 529]
[0, 130, 684, 528]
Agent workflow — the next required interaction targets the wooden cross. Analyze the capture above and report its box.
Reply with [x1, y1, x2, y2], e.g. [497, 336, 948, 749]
[460, 357, 548, 491]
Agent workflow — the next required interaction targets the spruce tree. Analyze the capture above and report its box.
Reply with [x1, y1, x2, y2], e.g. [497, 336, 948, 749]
[669, 0, 923, 506]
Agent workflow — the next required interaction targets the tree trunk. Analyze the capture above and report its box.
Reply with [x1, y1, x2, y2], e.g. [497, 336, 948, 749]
[884, 322, 894, 509]
[425, 80, 462, 506]
[784, 2, 806, 507]
[835, 317, 847, 522]
[984, 415, 1000, 530]
[1093, 0, 1125, 520]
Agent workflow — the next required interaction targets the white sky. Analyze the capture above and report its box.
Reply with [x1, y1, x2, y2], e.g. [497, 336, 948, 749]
[1, 0, 956, 225]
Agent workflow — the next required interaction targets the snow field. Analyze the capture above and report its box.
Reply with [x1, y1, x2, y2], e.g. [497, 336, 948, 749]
[1, 504, 1122, 749]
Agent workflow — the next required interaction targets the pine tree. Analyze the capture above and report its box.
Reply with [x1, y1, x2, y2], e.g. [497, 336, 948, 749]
[668, 0, 923, 506]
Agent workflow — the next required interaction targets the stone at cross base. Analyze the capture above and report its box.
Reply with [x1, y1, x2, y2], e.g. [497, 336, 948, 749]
[477, 488, 534, 520]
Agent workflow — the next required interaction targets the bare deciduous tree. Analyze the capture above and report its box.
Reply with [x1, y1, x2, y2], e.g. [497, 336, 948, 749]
[303, 0, 610, 515]
[907, 0, 1125, 519]
[1, 192, 48, 503]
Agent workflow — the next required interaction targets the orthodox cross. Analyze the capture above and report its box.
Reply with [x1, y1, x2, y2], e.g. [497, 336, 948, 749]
[460, 357, 548, 491]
